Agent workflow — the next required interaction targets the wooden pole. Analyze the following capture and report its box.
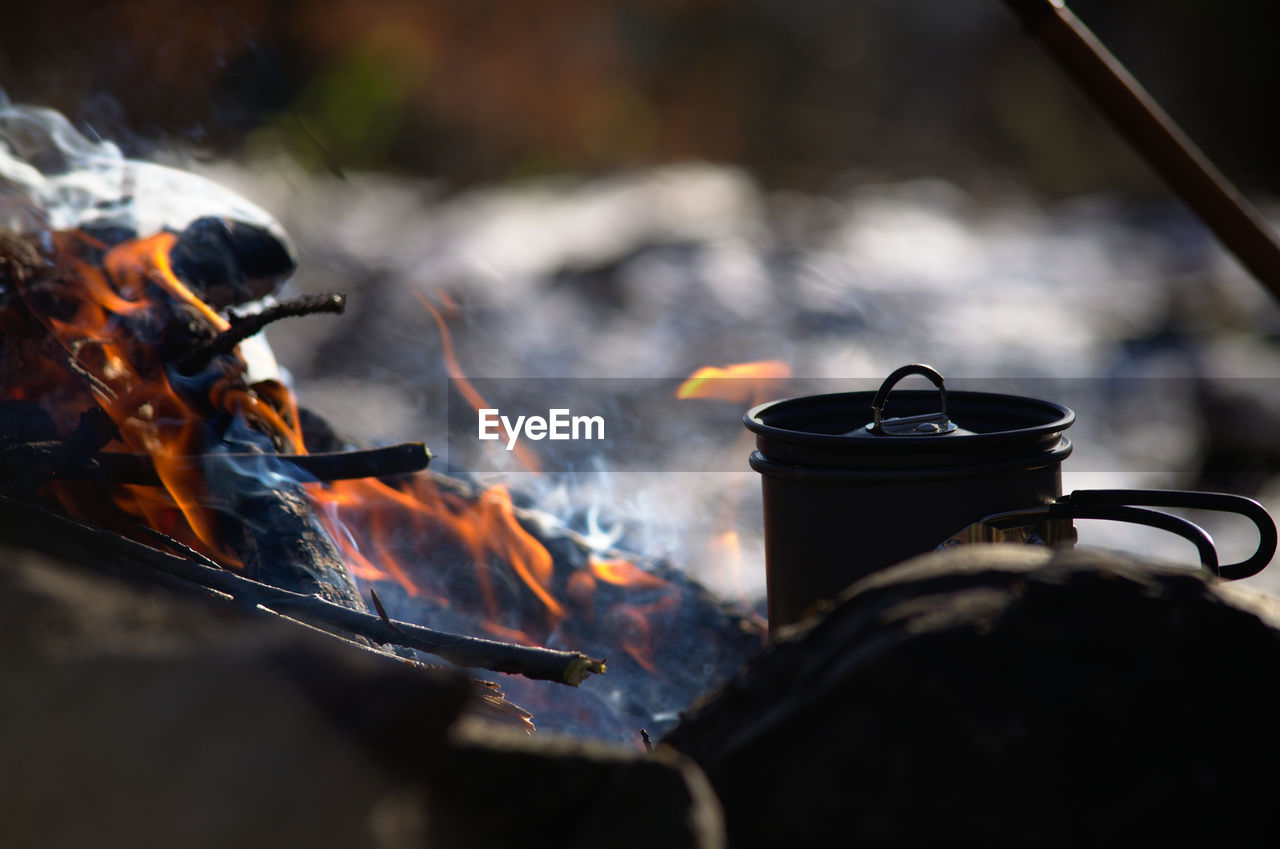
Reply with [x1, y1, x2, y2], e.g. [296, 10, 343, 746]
[1001, 0, 1280, 305]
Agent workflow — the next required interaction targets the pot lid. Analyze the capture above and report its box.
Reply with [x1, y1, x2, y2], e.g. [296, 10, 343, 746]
[744, 363, 1075, 471]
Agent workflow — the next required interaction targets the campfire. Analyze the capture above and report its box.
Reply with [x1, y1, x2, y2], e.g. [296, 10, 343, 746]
[0, 96, 764, 743]
[8, 6, 1280, 833]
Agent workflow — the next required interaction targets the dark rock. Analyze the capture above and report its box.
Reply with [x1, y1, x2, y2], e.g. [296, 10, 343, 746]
[428, 722, 725, 849]
[169, 215, 297, 309]
[0, 542, 466, 849]
[0, 537, 726, 849]
[298, 404, 348, 453]
[0, 399, 58, 443]
[79, 220, 138, 247]
[663, 544, 1280, 848]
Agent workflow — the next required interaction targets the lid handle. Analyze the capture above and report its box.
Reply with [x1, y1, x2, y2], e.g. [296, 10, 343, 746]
[869, 363, 957, 436]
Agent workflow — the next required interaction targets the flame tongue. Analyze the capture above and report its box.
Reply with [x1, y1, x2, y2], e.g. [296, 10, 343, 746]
[4, 228, 340, 591]
[677, 359, 791, 403]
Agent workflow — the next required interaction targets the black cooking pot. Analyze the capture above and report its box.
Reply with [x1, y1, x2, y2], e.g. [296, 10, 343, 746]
[745, 364, 1277, 631]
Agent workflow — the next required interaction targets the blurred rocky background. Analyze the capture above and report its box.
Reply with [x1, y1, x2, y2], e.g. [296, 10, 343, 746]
[6, 4, 1280, 836]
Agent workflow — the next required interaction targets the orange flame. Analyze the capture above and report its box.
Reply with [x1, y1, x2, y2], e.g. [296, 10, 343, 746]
[676, 359, 791, 404]
[707, 528, 749, 603]
[413, 289, 542, 474]
[677, 360, 785, 604]
[589, 554, 668, 589]
[21, 231, 245, 562]
[6, 226, 689, 679]
[608, 593, 678, 675]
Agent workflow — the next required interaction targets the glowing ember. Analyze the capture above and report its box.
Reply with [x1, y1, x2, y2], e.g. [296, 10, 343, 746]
[589, 554, 669, 589]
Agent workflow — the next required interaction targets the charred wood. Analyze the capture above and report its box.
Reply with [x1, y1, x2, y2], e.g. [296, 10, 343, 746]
[67, 441, 429, 486]
[0, 405, 116, 497]
[178, 292, 346, 375]
[220, 475, 366, 609]
[0, 229, 42, 291]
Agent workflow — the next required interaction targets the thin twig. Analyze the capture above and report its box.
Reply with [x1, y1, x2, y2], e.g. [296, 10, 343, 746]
[136, 524, 226, 570]
[641, 728, 653, 753]
[369, 586, 404, 635]
[63, 349, 117, 401]
[179, 293, 346, 374]
[261, 583, 607, 685]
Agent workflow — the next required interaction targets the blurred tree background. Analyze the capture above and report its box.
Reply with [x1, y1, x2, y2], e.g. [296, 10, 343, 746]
[0, 0, 1275, 198]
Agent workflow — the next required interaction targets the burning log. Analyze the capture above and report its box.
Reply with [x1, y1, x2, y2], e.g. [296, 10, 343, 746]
[1, 110, 767, 739]
[0, 225, 371, 607]
[0, 220, 622, 686]
[663, 544, 1280, 848]
[224, 475, 368, 608]
[364, 472, 768, 739]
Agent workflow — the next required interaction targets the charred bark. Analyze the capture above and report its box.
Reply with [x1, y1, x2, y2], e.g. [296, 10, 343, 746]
[221, 473, 366, 609]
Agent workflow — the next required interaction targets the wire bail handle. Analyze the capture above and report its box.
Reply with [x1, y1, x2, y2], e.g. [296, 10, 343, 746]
[868, 363, 958, 436]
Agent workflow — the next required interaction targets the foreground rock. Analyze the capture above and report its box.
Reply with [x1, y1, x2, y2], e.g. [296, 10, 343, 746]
[664, 544, 1280, 848]
[0, 543, 724, 849]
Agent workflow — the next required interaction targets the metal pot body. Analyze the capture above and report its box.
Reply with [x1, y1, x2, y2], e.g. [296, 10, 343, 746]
[751, 453, 1064, 628]
[747, 385, 1074, 630]
[747, 365, 1277, 632]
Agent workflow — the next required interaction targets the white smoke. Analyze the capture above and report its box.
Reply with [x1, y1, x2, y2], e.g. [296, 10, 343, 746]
[0, 90, 281, 239]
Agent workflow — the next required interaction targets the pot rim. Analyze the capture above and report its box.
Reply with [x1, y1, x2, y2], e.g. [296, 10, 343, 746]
[744, 389, 1076, 451]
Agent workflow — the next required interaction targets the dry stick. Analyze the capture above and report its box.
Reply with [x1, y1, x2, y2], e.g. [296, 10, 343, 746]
[125, 524, 607, 686]
[0, 494, 604, 685]
[1001, 0, 1280, 305]
[178, 293, 347, 374]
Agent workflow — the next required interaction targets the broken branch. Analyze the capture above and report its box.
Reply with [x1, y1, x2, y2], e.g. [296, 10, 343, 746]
[0, 496, 603, 685]
[178, 293, 346, 374]
[138, 523, 606, 684]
